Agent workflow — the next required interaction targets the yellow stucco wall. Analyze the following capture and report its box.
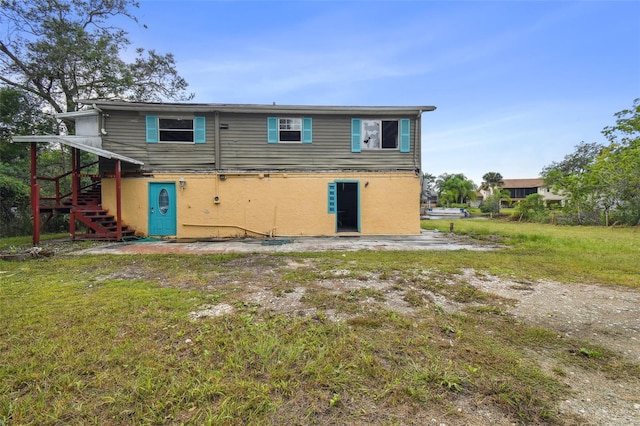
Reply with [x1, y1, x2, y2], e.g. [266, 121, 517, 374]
[102, 172, 421, 237]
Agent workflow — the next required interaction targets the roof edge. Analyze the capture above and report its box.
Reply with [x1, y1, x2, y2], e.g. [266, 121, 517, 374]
[78, 99, 436, 115]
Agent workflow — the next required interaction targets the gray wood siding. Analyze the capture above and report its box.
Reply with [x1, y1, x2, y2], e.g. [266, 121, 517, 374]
[101, 111, 216, 171]
[220, 113, 420, 171]
[101, 110, 421, 171]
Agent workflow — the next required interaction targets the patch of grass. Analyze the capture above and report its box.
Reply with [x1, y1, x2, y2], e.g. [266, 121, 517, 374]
[2, 221, 639, 424]
[449, 283, 490, 303]
[404, 289, 428, 307]
[2, 255, 576, 424]
[346, 315, 385, 328]
[0, 233, 68, 250]
[300, 287, 385, 315]
[346, 287, 385, 302]
[578, 347, 602, 358]
[422, 219, 640, 288]
[271, 286, 296, 297]
[0, 233, 101, 256]
[467, 305, 508, 316]
[281, 269, 324, 283]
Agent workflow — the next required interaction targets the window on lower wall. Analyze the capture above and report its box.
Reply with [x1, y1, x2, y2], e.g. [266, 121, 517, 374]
[146, 115, 206, 144]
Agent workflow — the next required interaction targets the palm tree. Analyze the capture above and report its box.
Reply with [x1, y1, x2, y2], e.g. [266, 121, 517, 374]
[436, 173, 477, 205]
[480, 172, 504, 195]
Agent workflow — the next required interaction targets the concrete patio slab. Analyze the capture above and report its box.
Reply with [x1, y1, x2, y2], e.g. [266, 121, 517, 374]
[73, 230, 498, 255]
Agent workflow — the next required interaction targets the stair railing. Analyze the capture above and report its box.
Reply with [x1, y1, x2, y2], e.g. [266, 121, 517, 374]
[35, 160, 100, 209]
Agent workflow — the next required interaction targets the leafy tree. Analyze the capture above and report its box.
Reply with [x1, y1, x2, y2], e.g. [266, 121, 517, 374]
[479, 171, 504, 195]
[541, 142, 603, 224]
[1, 1, 195, 236]
[541, 142, 603, 178]
[0, 87, 58, 235]
[541, 100, 640, 226]
[602, 98, 640, 146]
[513, 193, 547, 222]
[0, 0, 193, 115]
[479, 189, 511, 218]
[594, 99, 640, 225]
[1, 88, 57, 175]
[0, 174, 30, 236]
[422, 172, 436, 189]
[435, 173, 477, 205]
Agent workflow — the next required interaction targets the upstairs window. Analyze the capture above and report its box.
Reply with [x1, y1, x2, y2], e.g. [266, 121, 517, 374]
[279, 118, 302, 142]
[362, 120, 399, 149]
[146, 115, 206, 144]
[351, 118, 410, 153]
[159, 118, 194, 142]
[267, 117, 312, 143]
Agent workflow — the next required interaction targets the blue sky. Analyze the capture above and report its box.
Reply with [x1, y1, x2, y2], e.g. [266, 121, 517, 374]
[123, 0, 639, 185]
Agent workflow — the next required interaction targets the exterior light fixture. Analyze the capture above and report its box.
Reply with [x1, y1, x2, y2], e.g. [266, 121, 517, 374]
[179, 176, 186, 190]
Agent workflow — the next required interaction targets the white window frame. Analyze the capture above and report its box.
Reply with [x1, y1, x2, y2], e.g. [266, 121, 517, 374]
[361, 119, 399, 150]
[278, 117, 303, 143]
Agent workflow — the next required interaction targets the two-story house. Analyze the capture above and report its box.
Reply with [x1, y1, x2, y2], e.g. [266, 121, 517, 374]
[501, 178, 565, 206]
[14, 101, 436, 242]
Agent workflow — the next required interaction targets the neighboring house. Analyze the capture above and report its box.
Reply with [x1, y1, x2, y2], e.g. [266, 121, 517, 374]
[469, 193, 482, 208]
[501, 178, 565, 205]
[14, 101, 436, 242]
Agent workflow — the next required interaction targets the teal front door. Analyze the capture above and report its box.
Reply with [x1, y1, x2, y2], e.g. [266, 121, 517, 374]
[148, 183, 177, 236]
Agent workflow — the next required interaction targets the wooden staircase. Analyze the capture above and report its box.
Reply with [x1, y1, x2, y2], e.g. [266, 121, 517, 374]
[29, 146, 136, 246]
[68, 182, 136, 241]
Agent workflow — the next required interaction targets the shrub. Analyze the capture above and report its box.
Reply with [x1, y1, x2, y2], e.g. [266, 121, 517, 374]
[512, 194, 549, 223]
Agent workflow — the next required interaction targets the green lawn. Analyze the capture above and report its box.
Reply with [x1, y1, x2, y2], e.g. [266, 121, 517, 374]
[1, 222, 638, 425]
[422, 219, 640, 288]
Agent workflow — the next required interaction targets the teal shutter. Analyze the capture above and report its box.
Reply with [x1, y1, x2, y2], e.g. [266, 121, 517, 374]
[302, 117, 312, 143]
[194, 116, 206, 143]
[267, 117, 278, 143]
[351, 118, 361, 153]
[146, 115, 158, 143]
[328, 182, 337, 214]
[399, 118, 410, 153]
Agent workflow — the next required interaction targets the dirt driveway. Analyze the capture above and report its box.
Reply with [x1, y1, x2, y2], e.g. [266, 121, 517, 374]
[463, 270, 640, 425]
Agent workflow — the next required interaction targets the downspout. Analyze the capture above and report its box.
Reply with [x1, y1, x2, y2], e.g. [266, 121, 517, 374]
[214, 111, 221, 170]
[416, 110, 423, 217]
[92, 103, 108, 136]
[414, 110, 422, 173]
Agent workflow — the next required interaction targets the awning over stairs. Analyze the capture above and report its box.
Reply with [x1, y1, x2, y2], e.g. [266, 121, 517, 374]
[11, 135, 144, 166]
[12, 135, 143, 245]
